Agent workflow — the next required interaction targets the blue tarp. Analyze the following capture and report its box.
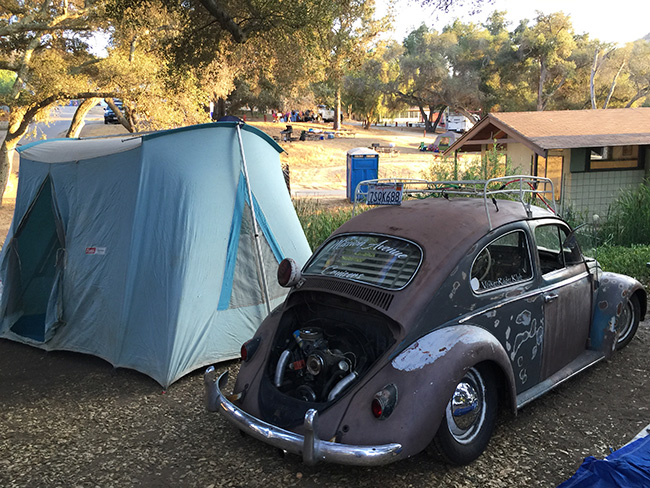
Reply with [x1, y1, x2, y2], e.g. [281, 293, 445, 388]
[558, 435, 650, 487]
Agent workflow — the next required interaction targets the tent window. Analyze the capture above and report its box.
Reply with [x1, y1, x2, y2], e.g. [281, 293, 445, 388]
[227, 202, 284, 309]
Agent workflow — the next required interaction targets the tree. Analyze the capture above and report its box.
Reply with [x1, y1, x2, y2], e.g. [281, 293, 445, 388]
[343, 43, 400, 128]
[513, 12, 577, 111]
[391, 25, 453, 131]
[624, 40, 650, 107]
[317, 0, 389, 130]
[0, 0, 115, 199]
[392, 22, 486, 131]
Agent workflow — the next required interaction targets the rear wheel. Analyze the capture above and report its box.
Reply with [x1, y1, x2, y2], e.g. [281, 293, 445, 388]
[433, 365, 497, 465]
[616, 295, 640, 350]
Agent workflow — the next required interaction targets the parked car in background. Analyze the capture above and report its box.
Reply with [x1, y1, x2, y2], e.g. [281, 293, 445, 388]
[205, 176, 646, 466]
[317, 105, 343, 123]
[446, 111, 479, 132]
[104, 100, 123, 124]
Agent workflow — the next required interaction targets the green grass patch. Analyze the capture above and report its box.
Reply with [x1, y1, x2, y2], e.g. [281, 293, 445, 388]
[293, 199, 361, 250]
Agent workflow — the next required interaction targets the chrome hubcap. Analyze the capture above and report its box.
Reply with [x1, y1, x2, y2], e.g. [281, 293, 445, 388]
[445, 368, 486, 444]
[617, 301, 635, 344]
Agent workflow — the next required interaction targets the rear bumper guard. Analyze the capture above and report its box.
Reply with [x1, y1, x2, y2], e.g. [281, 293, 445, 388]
[204, 367, 403, 466]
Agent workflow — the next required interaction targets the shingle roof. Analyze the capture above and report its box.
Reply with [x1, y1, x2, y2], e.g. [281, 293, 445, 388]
[446, 107, 650, 155]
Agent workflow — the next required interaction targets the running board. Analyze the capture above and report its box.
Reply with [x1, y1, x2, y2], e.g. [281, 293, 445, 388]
[516, 350, 605, 409]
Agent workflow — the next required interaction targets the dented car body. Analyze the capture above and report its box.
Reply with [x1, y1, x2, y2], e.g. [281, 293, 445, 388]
[205, 178, 646, 466]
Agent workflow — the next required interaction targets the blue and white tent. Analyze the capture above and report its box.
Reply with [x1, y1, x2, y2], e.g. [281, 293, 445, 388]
[0, 122, 311, 387]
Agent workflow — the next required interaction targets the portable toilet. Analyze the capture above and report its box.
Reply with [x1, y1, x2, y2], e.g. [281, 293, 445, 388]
[347, 147, 379, 202]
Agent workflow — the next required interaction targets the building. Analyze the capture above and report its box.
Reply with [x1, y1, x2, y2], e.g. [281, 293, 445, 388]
[444, 108, 650, 215]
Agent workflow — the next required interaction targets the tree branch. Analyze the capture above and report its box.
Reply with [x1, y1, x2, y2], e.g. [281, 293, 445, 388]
[603, 61, 625, 109]
[0, 8, 91, 37]
[196, 0, 247, 43]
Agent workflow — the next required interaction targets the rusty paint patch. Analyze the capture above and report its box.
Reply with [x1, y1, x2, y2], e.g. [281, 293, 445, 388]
[392, 328, 471, 372]
[599, 301, 608, 310]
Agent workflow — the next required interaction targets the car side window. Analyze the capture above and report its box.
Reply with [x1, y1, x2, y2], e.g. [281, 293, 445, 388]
[470, 230, 533, 292]
[535, 224, 583, 275]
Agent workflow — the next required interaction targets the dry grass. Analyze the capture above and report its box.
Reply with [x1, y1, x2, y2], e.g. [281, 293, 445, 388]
[73, 117, 447, 192]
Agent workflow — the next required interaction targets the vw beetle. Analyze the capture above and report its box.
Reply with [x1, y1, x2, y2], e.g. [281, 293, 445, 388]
[205, 177, 646, 466]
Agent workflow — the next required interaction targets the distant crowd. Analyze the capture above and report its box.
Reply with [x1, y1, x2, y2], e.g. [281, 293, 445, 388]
[272, 109, 318, 123]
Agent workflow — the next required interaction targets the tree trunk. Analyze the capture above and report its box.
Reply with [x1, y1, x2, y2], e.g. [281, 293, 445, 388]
[0, 136, 18, 204]
[105, 98, 133, 132]
[431, 109, 444, 132]
[537, 60, 547, 111]
[215, 97, 226, 120]
[603, 61, 625, 109]
[333, 85, 342, 130]
[66, 98, 101, 138]
[418, 105, 432, 131]
[590, 50, 599, 109]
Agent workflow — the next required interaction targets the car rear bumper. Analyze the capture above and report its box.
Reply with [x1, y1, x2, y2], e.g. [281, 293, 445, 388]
[204, 367, 403, 466]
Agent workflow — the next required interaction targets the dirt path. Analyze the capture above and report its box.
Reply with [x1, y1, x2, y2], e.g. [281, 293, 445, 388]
[0, 318, 647, 487]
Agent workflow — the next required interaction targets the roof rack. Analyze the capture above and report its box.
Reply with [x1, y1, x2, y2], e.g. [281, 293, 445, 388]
[353, 175, 557, 230]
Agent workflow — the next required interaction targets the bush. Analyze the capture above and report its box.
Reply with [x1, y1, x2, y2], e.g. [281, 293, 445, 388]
[422, 143, 514, 181]
[598, 182, 650, 246]
[596, 244, 650, 287]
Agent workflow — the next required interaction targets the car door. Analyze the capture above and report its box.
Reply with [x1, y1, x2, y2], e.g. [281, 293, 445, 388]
[468, 227, 544, 393]
[533, 221, 593, 380]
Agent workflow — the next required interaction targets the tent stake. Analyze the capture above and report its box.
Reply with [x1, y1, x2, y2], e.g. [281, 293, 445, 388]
[236, 123, 272, 315]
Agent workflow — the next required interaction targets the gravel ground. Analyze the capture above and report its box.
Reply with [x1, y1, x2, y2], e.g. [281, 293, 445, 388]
[0, 314, 648, 488]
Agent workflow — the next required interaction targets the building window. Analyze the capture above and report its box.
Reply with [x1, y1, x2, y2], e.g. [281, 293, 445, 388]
[588, 145, 641, 170]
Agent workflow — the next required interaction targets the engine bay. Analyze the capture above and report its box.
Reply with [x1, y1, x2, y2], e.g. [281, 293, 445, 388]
[268, 294, 397, 403]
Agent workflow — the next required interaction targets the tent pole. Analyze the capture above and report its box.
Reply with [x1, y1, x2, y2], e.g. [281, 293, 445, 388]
[235, 123, 272, 315]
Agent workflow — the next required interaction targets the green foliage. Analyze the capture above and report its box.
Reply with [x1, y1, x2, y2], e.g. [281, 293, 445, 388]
[421, 143, 514, 181]
[596, 245, 650, 287]
[599, 182, 650, 246]
[293, 199, 362, 250]
[0, 70, 16, 96]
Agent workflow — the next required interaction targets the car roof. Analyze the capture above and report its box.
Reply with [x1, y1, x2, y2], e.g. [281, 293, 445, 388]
[329, 198, 556, 324]
[333, 197, 555, 260]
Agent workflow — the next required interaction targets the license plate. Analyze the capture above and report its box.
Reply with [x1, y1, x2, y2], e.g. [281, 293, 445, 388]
[366, 183, 403, 206]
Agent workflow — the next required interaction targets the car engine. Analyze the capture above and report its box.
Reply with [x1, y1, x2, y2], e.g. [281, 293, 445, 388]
[269, 298, 396, 403]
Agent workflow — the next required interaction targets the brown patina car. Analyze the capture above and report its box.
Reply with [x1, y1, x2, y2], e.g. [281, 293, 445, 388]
[204, 177, 646, 466]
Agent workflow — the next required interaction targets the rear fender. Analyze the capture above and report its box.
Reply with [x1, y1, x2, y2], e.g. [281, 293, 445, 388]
[590, 272, 647, 357]
[335, 325, 516, 459]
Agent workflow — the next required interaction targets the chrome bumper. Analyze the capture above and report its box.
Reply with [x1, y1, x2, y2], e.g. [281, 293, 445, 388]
[204, 367, 403, 466]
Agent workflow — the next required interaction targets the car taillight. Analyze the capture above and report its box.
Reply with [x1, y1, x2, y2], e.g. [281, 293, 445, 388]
[371, 398, 384, 418]
[277, 258, 301, 287]
[371, 384, 398, 420]
[240, 337, 261, 362]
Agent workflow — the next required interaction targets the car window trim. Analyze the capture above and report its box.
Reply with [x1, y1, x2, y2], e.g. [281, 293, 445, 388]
[470, 229, 535, 296]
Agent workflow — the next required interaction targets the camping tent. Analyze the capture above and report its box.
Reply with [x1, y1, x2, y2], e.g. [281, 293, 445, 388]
[0, 122, 311, 387]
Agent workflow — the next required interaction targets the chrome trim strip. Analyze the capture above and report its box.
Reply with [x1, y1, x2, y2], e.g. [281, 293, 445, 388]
[204, 369, 403, 466]
[460, 271, 590, 324]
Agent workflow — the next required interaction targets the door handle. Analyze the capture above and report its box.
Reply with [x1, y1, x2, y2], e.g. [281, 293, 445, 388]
[544, 293, 559, 303]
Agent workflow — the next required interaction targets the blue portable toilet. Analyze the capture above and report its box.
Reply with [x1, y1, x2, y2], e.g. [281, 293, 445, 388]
[347, 147, 379, 202]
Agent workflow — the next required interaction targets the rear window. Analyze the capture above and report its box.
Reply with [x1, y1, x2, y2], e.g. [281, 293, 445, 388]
[304, 234, 422, 290]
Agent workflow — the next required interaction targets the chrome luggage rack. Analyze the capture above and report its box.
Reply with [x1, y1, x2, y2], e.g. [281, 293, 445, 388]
[353, 175, 557, 230]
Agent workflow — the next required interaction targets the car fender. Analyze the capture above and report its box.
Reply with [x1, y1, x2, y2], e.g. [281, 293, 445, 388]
[590, 271, 647, 356]
[335, 324, 516, 459]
